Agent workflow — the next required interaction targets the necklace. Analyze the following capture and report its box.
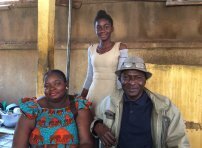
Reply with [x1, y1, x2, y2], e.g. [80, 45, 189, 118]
[96, 42, 115, 54]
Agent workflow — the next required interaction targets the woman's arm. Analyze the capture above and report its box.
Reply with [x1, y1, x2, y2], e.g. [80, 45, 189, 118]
[76, 109, 94, 148]
[117, 48, 128, 71]
[12, 115, 35, 148]
[117, 43, 128, 89]
[119, 42, 127, 50]
[80, 88, 89, 99]
[81, 47, 93, 98]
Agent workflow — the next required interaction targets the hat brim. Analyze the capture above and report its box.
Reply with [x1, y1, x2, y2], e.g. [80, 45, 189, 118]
[115, 68, 152, 79]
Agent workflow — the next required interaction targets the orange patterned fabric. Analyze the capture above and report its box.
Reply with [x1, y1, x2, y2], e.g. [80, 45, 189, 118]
[19, 97, 92, 147]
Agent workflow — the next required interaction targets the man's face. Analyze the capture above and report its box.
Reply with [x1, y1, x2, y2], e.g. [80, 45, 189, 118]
[120, 70, 146, 101]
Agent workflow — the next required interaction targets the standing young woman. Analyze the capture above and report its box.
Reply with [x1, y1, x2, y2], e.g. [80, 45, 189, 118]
[13, 70, 94, 148]
[80, 10, 128, 113]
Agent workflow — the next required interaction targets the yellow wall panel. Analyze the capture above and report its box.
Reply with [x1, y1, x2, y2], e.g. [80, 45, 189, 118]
[146, 64, 202, 147]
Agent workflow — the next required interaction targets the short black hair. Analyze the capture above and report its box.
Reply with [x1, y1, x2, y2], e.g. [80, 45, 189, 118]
[43, 69, 67, 83]
[94, 10, 113, 26]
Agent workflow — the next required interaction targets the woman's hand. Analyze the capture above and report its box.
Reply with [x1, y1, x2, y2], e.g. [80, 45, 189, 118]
[76, 95, 86, 100]
[79, 88, 89, 99]
[94, 122, 116, 147]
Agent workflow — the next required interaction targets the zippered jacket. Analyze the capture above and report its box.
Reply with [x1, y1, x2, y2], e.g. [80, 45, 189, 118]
[93, 88, 190, 148]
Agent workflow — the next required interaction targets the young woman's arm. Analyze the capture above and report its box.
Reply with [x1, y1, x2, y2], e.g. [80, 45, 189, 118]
[12, 115, 35, 148]
[117, 42, 128, 89]
[81, 46, 93, 98]
[76, 109, 94, 148]
[119, 42, 127, 50]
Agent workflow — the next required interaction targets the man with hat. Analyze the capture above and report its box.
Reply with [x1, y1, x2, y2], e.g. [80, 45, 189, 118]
[90, 56, 190, 148]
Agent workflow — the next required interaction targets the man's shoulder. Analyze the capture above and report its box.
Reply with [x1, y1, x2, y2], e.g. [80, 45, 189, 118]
[145, 89, 171, 111]
[103, 89, 123, 104]
[97, 89, 123, 111]
[145, 89, 170, 102]
[145, 89, 181, 115]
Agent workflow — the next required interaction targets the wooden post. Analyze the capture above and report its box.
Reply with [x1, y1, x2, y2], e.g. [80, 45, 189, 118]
[37, 0, 55, 96]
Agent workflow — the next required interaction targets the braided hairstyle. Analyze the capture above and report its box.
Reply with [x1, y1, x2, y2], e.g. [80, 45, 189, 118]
[94, 10, 113, 26]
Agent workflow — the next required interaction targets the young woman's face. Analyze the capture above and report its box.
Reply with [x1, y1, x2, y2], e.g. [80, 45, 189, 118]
[44, 73, 67, 101]
[95, 18, 113, 41]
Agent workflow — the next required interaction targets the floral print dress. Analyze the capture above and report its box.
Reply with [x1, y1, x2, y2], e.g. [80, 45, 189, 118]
[19, 97, 92, 148]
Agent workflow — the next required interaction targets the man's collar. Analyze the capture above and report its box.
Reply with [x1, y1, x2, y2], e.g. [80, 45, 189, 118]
[123, 91, 149, 105]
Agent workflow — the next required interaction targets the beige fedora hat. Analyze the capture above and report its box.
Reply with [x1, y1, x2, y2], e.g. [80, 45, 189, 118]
[115, 56, 152, 79]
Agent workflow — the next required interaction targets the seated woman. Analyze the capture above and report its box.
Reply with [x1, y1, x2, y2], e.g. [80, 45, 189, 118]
[12, 69, 94, 148]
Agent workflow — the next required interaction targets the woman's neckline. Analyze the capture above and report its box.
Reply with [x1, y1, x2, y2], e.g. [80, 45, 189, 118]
[96, 42, 115, 55]
[37, 96, 70, 109]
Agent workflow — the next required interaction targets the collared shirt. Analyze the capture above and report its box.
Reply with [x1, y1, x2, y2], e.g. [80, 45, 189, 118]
[118, 91, 153, 148]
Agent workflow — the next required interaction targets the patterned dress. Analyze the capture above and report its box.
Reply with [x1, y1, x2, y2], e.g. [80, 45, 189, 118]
[19, 97, 92, 148]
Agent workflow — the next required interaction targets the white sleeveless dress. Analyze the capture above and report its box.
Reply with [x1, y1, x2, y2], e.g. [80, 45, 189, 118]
[86, 42, 121, 108]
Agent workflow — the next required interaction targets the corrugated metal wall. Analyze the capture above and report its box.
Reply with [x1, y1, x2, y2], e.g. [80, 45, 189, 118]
[146, 64, 202, 147]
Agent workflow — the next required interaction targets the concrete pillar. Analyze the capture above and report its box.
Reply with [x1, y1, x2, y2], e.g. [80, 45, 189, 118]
[37, 0, 55, 96]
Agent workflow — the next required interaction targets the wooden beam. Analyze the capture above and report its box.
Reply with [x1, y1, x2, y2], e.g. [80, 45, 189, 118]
[1, 40, 202, 50]
[166, 0, 202, 6]
[37, 0, 55, 96]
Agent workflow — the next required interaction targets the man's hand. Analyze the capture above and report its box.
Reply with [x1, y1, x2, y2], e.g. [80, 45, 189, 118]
[94, 122, 116, 147]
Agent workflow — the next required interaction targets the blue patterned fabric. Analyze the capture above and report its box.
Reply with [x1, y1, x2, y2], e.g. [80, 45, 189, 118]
[19, 97, 92, 147]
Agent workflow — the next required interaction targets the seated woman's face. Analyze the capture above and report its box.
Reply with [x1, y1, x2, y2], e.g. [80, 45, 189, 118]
[44, 73, 67, 101]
